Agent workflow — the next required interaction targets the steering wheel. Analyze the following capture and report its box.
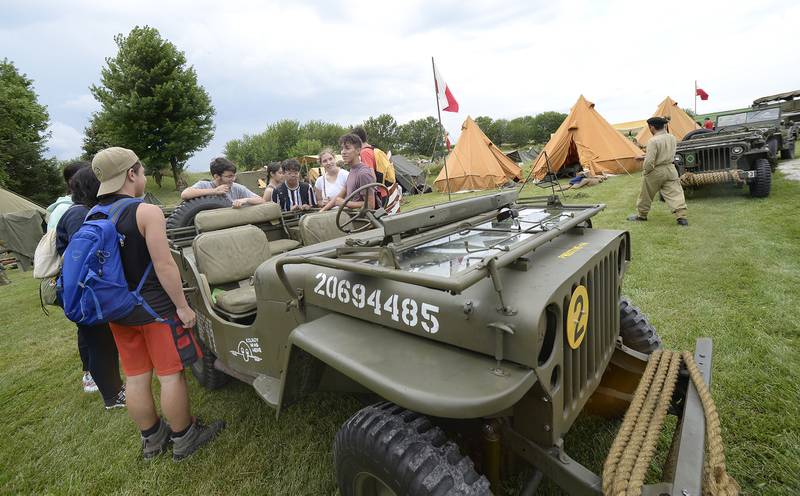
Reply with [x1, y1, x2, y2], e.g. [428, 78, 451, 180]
[335, 182, 389, 233]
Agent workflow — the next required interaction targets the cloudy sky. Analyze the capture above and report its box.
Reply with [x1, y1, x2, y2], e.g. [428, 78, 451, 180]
[3, 0, 798, 171]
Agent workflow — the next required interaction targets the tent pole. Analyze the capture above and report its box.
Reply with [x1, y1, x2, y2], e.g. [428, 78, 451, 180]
[432, 57, 452, 202]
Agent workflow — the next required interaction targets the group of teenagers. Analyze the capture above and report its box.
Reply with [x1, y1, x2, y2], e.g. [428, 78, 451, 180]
[46, 128, 383, 462]
[181, 127, 385, 213]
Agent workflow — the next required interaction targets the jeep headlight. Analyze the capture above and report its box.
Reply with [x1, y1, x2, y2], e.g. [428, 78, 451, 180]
[674, 155, 683, 163]
[731, 145, 744, 155]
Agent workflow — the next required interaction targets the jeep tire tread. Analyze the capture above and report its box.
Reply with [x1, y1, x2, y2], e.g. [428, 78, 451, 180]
[191, 331, 230, 390]
[166, 196, 232, 229]
[334, 402, 491, 496]
[748, 158, 771, 198]
[619, 297, 662, 354]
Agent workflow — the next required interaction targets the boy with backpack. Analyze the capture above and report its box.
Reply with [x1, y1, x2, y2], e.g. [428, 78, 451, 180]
[62, 147, 224, 460]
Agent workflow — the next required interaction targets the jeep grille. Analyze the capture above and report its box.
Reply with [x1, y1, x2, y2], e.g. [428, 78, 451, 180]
[694, 147, 732, 171]
[562, 250, 619, 418]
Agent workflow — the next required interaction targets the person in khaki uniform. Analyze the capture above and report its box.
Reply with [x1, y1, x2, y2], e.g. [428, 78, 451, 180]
[628, 117, 688, 226]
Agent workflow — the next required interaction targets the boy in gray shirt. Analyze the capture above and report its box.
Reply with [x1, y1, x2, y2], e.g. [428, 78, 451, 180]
[181, 157, 264, 208]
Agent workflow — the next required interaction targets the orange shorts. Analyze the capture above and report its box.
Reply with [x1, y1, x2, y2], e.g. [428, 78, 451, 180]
[109, 319, 202, 377]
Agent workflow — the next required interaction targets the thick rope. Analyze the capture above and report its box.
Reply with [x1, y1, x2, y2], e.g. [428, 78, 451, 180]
[602, 350, 739, 496]
[680, 170, 743, 187]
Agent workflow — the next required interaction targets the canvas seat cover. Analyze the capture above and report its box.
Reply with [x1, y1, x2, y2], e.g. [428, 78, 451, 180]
[193, 225, 270, 315]
[195, 203, 282, 232]
[298, 211, 345, 246]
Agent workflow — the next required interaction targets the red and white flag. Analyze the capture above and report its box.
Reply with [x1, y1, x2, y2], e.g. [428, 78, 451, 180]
[433, 61, 459, 113]
[695, 86, 709, 101]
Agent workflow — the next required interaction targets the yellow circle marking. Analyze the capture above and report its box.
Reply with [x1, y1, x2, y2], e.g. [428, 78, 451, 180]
[567, 285, 589, 349]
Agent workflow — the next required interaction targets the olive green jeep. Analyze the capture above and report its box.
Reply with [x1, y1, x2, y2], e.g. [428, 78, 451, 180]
[165, 189, 724, 495]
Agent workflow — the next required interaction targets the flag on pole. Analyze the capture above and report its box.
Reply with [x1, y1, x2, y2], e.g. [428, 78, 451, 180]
[695, 87, 709, 100]
[433, 62, 459, 113]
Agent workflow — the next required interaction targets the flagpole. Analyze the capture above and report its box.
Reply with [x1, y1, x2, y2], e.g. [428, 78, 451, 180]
[694, 80, 697, 115]
[432, 56, 452, 202]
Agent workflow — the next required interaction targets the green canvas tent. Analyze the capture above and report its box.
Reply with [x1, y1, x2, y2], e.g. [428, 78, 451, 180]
[0, 186, 47, 270]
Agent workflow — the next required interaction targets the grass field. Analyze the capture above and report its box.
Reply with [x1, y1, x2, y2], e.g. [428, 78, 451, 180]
[1, 163, 799, 494]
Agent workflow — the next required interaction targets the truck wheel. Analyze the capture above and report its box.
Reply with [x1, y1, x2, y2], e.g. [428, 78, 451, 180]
[619, 297, 662, 354]
[166, 196, 232, 229]
[191, 331, 230, 390]
[334, 402, 491, 496]
[781, 144, 795, 160]
[681, 128, 712, 141]
[748, 158, 772, 198]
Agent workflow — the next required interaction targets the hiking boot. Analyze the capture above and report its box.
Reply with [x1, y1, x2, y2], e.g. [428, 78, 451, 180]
[83, 372, 99, 393]
[104, 386, 126, 410]
[172, 418, 225, 461]
[677, 218, 689, 227]
[141, 418, 171, 460]
[626, 214, 647, 222]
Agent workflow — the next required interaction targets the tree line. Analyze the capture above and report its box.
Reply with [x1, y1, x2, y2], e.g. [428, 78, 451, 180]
[1, 25, 567, 205]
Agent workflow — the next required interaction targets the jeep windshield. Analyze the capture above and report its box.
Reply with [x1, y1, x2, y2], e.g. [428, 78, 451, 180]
[385, 206, 575, 277]
[717, 108, 779, 127]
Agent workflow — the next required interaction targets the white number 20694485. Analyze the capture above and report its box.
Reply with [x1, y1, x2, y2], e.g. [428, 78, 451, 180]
[313, 273, 440, 334]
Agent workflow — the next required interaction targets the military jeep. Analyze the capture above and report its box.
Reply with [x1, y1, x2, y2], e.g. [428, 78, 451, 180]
[165, 190, 721, 495]
[674, 105, 790, 198]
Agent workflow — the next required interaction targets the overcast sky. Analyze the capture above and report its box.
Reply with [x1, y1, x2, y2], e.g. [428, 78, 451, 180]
[3, 0, 798, 171]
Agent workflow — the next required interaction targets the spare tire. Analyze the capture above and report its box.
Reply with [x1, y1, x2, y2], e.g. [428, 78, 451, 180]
[166, 196, 231, 229]
[619, 297, 662, 354]
[681, 128, 713, 141]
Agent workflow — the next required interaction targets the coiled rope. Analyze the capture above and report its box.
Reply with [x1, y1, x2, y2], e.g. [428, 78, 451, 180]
[602, 350, 740, 496]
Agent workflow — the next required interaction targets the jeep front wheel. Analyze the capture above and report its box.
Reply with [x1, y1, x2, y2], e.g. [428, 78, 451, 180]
[619, 297, 662, 354]
[190, 331, 230, 390]
[748, 158, 771, 198]
[334, 402, 491, 496]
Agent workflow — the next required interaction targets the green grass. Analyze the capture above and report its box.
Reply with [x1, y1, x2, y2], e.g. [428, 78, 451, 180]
[3, 164, 800, 494]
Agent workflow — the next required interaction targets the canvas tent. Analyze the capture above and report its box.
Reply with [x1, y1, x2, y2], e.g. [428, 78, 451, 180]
[532, 95, 644, 180]
[505, 147, 538, 164]
[433, 116, 522, 192]
[390, 155, 428, 194]
[635, 97, 700, 145]
[0, 186, 47, 270]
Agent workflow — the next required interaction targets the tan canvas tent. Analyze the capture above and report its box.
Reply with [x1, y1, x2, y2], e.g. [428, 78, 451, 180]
[0, 186, 46, 215]
[636, 96, 700, 145]
[532, 95, 644, 180]
[434, 116, 521, 192]
[0, 186, 46, 269]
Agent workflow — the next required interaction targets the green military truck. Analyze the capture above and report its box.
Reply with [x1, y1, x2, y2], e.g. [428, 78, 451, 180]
[165, 189, 730, 495]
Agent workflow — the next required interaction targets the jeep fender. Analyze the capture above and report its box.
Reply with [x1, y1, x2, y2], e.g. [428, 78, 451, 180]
[277, 313, 536, 419]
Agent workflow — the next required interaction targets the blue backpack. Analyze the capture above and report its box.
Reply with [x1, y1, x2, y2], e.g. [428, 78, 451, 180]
[58, 198, 161, 326]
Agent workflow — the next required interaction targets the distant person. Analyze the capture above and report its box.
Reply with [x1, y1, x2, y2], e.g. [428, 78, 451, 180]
[351, 126, 389, 203]
[314, 148, 349, 205]
[56, 167, 125, 408]
[272, 159, 317, 212]
[320, 134, 376, 212]
[703, 117, 714, 130]
[627, 117, 688, 226]
[262, 162, 284, 202]
[92, 147, 224, 460]
[180, 157, 264, 208]
[46, 160, 99, 393]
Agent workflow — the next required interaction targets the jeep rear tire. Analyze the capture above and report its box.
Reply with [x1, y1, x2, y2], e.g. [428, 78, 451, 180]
[748, 158, 771, 198]
[619, 297, 662, 354]
[166, 196, 232, 229]
[191, 331, 230, 390]
[682, 128, 713, 141]
[334, 402, 491, 496]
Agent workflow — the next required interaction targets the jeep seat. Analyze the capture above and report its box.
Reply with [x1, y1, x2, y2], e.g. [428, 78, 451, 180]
[195, 203, 301, 254]
[192, 225, 270, 316]
[298, 211, 347, 246]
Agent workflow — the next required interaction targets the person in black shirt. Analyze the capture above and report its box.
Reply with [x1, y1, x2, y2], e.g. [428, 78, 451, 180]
[55, 167, 125, 409]
[272, 159, 317, 212]
[91, 147, 224, 460]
